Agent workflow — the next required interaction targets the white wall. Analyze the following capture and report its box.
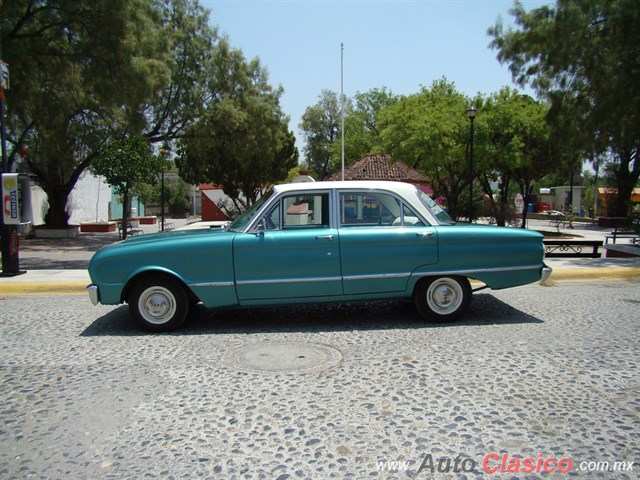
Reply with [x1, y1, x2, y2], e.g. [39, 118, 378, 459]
[29, 171, 112, 225]
[68, 171, 112, 223]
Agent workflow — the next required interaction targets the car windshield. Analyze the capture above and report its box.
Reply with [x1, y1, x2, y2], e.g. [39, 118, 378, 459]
[227, 190, 274, 232]
[417, 189, 455, 225]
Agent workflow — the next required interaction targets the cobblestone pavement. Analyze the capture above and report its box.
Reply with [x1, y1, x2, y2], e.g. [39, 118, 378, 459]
[1, 281, 638, 479]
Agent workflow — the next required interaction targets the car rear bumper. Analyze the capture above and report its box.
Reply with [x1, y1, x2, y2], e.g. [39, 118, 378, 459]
[541, 266, 553, 282]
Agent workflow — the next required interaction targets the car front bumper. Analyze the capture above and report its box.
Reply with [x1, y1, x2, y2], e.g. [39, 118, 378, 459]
[541, 266, 553, 282]
[87, 284, 99, 305]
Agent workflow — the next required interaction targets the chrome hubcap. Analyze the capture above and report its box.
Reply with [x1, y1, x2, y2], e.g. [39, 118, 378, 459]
[427, 279, 462, 314]
[139, 287, 176, 324]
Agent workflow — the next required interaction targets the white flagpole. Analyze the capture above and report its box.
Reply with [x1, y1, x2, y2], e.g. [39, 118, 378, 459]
[341, 42, 345, 181]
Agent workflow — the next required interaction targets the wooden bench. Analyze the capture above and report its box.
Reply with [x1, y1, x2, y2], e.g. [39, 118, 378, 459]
[543, 240, 603, 258]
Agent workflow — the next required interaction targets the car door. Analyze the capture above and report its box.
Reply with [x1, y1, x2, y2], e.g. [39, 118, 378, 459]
[233, 191, 343, 301]
[338, 190, 438, 295]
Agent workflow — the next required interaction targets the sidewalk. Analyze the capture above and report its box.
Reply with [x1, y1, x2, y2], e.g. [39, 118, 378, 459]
[1, 220, 639, 296]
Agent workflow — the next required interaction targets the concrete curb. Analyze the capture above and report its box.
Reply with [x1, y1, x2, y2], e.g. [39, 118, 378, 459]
[2, 268, 638, 297]
[547, 267, 640, 282]
[0, 282, 88, 296]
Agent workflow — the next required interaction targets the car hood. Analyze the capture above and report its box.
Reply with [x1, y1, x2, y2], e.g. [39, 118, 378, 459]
[90, 227, 235, 264]
[113, 226, 228, 246]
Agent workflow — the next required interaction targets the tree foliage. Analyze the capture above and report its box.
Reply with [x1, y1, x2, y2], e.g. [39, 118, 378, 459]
[299, 90, 344, 180]
[299, 88, 398, 180]
[477, 88, 553, 226]
[176, 52, 298, 211]
[489, 0, 640, 216]
[378, 79, 472, 220]
[330, 87, 399, 168]
[143, 0, 219, 144]
[2, 0, 173, 225]
[1, 0, 224, 226]
[92, 136, 166, 238]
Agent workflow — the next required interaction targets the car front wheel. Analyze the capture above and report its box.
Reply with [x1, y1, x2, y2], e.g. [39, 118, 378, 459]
[128, 275, 189, 332]
[413, 276, 471, 322]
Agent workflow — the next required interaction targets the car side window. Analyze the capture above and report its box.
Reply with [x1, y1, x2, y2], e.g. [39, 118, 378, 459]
[399, 203, 425, 226]
[340, 192, 424, 227]
[263, 202, 281, 230]
[261, 193, 330, 231]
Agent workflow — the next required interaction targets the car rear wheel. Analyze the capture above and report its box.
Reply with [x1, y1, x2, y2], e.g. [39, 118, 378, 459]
[128, 275, 189, 332]
[413, 276, 471, 322]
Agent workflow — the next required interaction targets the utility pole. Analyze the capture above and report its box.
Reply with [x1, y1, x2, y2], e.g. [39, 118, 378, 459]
[340, 42, 345, 181]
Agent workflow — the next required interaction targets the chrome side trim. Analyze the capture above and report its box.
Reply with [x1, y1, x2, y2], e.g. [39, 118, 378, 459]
[413, 264, 543, 277]
[343, 272, 411, 282]
[189, 281, 235, 288]
[189, 265, 547, 290]
[87, 284, 99, 305]
[236, 276, 342, 286]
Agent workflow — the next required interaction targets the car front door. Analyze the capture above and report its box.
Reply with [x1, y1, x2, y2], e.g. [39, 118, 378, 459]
[338, 190, 438, 295]
[233, 191, 343, 301]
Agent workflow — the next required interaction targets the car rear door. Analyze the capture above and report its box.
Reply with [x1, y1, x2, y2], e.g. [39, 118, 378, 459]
[337, 190, 438, 295]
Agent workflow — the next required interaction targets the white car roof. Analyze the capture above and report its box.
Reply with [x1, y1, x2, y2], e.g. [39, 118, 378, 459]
[274, 180, 420, 195]
[269, 180, 442, 227]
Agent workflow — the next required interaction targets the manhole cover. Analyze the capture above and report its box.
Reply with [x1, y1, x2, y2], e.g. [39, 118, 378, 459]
[223, 341, 342, 374]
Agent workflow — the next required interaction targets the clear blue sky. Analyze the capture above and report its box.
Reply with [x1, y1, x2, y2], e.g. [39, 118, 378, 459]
[200, 0, 549, 152]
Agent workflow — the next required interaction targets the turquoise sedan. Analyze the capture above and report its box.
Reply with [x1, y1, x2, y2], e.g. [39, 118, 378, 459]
[87, 181, 551, 332]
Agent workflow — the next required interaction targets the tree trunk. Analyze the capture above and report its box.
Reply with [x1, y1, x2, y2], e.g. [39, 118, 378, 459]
[611, 150, 639, 217]
[33, 156, 94, 227]
[43, 185, 72, 227]
[121, 189, 130, 240]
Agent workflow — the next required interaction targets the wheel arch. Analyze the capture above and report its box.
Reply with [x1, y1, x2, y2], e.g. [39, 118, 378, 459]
[409, 273, 474, 295]
[411, 274, 472, 294]
[122, 268, 199, 304]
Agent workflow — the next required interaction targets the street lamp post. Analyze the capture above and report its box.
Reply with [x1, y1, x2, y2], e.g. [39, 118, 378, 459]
[161, 170, 165, 231]
[467, 106, 477, 222]
[159, 148, 168, 232]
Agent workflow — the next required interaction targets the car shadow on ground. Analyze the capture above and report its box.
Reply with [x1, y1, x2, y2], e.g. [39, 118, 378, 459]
[80, 293, 543, 337]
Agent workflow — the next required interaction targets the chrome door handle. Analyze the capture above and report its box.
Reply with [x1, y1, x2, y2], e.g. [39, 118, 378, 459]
[416, 231, 434, 238]
[316, 235, 334, 241]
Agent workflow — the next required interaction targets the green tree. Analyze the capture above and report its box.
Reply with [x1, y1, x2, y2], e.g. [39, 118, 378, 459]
[177, 53, 298, 211]
[143, 0, 219, 145]
[477, 88, 553, 226]
[136, 168, 192, 216]
[329, 87, 399, 165]
[299, 90, 344, 180]
[489, 0, 640, 216]
[92, 136, 167, 239]
[2, 0, 224, 226]
[378, 79, 472, 220]
[2, 0, 171, 226]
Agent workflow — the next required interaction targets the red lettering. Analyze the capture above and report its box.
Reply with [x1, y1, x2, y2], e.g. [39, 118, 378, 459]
[483, 453, 500, 474]
[507, 456, 521, 473]
[544, 457, 557, 473]
[483, 453, 573, 475]
[522, 457, 535, 473]
[557, 458, 572, 473]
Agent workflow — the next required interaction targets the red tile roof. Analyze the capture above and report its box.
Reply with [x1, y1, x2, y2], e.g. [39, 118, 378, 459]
[327, 154, 429, 183]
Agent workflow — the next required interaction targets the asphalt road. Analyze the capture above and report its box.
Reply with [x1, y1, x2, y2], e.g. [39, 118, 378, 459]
[1, 281, 638, 479]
